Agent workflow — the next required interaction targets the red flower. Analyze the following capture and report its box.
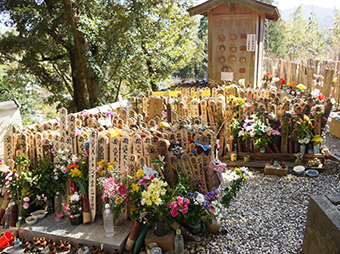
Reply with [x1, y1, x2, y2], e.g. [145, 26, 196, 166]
[317, 95, 325, 101]
[280, 78, 286, 85]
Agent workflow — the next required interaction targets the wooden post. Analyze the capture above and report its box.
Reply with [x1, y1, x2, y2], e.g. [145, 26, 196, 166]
[89, 130, 98, 223]
[120, 135, 131, 166]
[110, 136, 120, 166]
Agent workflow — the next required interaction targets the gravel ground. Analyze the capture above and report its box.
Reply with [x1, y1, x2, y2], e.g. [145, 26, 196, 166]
[323, 132, 340, 158]
[188, 169, 340, 254]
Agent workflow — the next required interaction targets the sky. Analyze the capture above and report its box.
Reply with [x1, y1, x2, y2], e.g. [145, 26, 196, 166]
[275, 0, 340, 10]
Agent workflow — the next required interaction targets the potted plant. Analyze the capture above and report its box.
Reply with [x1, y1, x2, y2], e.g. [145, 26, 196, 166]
[294, 116, 313, 154]
[64, 192, 82, 225]
[312, 135, 323, 154]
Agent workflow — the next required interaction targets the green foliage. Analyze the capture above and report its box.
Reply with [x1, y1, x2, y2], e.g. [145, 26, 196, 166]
[0, 0, 198, 111]
[33, 157, 67, 200]
[221, 168, 247, 208]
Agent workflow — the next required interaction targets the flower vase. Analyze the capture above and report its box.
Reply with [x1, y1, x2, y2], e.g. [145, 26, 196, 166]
[289, 141, 294, 154]
[265, 146, 274, 153]
[313, 145, 320, 154]
[125, 222, 143, 251]
[113, 209, 123, 226]
[154, 222, 168, 237]
[230, 136, 234, 152]
[259, 147, 266, 153]
[273, 143, 280, 153]
[289, 88, 292, 94]
[69, 214, 83, 225]
[187, 218, 201, 235]
[81, 194, 91, 224]
[9, 204, 18, 228]
[300, 145, 306, 154]
[237, 141, 242, 153]
[206, 218, 221, 234]
[299, 92, 303, 98]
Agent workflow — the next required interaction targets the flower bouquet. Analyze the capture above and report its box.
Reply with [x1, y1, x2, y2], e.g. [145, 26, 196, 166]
[64, 192, 82, 225]
[56, 151, 90, 223]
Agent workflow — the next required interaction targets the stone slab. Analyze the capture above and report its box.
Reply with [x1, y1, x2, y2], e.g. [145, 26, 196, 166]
[302, 195, 340, 254]
[145, 228, 175, 252]
[264, 164, 288, 176]
[326, 194, 340, 205]
[18, 214, 134, 254]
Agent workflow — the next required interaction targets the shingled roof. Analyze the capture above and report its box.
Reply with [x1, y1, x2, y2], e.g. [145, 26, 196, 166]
[188, 0, 280, 21]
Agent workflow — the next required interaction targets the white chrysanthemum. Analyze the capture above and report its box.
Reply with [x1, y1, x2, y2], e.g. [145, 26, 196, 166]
[0, 164, 11, 174]
[196, 193, 205, 204]
[70, 193, 80, 202]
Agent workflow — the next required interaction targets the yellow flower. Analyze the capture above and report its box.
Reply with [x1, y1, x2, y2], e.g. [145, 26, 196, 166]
[70, 168, 82, 178]
[115, 197, 123, 205]
[132, 183, 139, 193]
[297, 84, 306, 91]
[145, 198, 152, 206]
[243, 175, 247, 180]
[107, 165, 113, 170]
[136, 169, 145, 179]
[143, 208, 146, 212]
[130, 205, 136, 215]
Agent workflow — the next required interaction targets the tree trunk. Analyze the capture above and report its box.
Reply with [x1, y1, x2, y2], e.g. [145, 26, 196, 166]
[141, 41, 158, 92]
[63, 0, 100, 108]
[69, 49, 90, 111]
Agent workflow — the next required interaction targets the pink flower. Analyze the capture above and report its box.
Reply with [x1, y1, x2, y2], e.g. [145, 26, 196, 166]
[181, 207, 188, 214]
[23, 203, 29, 209]
[64, 203, 71, 211]
[117, 185, 127, 196]
[177, 196, 184, 207]
[169, 201, 178, 210]
[170, 209, 178, 217]
[44, 197, 47, 202]
[249, 131, 255, 137]
[36, 195, 41, 200]
[23, 197, 30, 202]
[183, 198, 190, 206]
[209, 205, 216, 214]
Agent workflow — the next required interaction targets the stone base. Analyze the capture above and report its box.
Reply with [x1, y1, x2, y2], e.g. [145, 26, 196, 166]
[302, 195, 340, 254]
[18, 214, 134, 254]
[264, 164, 288, 176]
[144, 228, 175, 252]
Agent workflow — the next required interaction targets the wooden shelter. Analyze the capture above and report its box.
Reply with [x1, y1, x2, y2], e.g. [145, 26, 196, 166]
[188, 0, 279, 87]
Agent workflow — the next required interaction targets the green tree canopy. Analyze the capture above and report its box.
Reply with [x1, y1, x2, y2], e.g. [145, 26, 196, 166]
[0, 0, 198, 112]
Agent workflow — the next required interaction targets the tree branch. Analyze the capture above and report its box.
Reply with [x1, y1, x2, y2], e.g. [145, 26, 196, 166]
[38, 52, 67, 62]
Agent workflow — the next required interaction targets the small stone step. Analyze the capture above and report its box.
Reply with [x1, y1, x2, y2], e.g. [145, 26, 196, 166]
[18, 214, 134, 253]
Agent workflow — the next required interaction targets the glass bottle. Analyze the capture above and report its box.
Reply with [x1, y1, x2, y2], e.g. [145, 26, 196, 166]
[54, 192, 62, 215]
[174, 229, 184, 254]
[103, 204, 114, 237]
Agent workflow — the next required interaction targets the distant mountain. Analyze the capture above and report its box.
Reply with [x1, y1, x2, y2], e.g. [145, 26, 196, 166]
[281, 5, 335, 28]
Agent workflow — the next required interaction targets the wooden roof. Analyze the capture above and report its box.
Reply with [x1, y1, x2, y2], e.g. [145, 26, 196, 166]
[188, 0, 280, 21]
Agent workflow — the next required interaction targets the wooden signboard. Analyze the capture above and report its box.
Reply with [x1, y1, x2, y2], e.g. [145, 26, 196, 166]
[197, 156, 208, 193]
[180, 128, 189, 153]
[98, 134, 109, 163]
[127, 154, 137, 177]
[59, 107, 68, 149]
[110, 136, 120, 166]
[142, 97, 149, 114]
[4, 134, 14, 162]
[181, 155, 194, 181]
[143, 136, 152, 157]
[120, 135, 131, 166]
[148, 97, 163, 119]
[133, 135, 143, 160]
[19, 133, 29, 156]
[36, 133, 44, 162]
[67, 114, 77, 154]
[29, 133, 36, 169]
[89, 130, 98, 223]
[75, 133, 84, 154]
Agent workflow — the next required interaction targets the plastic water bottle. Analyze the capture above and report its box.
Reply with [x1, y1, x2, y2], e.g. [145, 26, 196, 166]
[174, 229, 184, 254]
[103, 204, 114, 237]
[54, 192, 62, 215]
